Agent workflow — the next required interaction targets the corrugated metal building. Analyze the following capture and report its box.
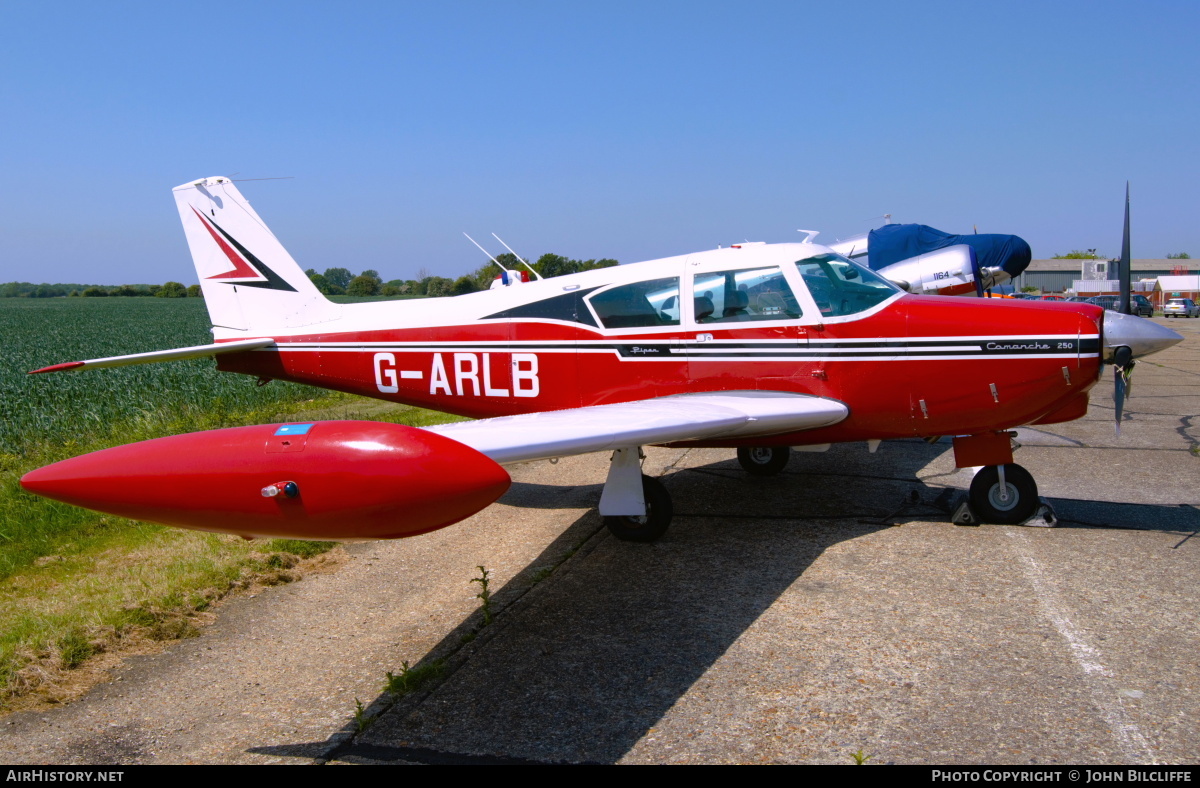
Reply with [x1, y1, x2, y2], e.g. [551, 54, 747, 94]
[1012, 259, 1187, 294]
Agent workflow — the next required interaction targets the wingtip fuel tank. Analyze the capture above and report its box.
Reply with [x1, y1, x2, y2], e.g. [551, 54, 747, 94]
[20, 421, 511, 540]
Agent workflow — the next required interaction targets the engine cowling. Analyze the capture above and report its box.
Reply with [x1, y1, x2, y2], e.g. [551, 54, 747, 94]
[20, 421, 511, 540]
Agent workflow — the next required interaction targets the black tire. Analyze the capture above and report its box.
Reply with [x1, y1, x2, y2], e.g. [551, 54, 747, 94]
[737, 446, 791, 476]
[969, 464, 1039, 524]
[604, 475, 673, 542]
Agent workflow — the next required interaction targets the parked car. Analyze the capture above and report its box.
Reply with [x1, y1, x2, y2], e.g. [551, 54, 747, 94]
[1085, 295, 1154, 317]
[1038, 294, 1067, 301]
[1163, 297, 1200, 318]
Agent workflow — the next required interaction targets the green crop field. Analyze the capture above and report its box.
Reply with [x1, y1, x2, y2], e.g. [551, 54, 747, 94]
[0, 297, 456, 706]
[1, 297, 332, 453]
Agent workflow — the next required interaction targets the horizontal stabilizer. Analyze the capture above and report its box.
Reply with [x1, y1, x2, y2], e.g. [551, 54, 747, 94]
[29, 338, 275, 375]
[426, 391, 848, 465]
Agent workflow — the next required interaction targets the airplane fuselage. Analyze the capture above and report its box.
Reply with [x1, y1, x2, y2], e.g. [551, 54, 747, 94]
[214, 243, 1103, 448]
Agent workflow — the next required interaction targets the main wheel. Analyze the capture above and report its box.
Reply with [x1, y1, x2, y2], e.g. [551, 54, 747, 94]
[604, 475, 673, 542]
[968, 464, 1039, 524]
[737, 446, 791, 476]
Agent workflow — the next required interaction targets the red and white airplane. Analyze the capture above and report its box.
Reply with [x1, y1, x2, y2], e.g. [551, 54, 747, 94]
[21, 177, 1183, 541]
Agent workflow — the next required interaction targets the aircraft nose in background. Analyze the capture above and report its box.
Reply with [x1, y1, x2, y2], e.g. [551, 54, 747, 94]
[1103, 310, 1183, 360]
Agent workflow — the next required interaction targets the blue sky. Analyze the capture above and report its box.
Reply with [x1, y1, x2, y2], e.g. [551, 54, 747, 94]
[2, 1, 1197, 284]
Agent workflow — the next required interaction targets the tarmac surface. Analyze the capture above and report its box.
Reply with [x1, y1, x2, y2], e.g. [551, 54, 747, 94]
[2, 318, 1198, 765]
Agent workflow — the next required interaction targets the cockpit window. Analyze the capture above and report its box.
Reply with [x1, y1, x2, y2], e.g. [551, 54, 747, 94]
[794, 253, 899, 317]
[692, 267, 802, 323]
[589, 277, 681, 329]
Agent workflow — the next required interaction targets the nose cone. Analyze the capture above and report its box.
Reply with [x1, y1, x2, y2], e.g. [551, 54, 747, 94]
[1103, 310, 1183, 360]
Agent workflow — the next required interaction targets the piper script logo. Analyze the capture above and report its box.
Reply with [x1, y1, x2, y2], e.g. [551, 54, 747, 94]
[375, 352, 539, 397]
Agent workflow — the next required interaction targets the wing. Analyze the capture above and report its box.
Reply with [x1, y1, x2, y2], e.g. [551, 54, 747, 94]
[20, 390, 847, 541]
[28, 338, 275, 374]
[425, 390, 848, 465]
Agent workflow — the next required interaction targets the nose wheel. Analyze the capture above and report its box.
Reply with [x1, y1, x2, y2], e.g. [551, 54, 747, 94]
[968, 463, 1039, 524]
[737, 446, 791, 476]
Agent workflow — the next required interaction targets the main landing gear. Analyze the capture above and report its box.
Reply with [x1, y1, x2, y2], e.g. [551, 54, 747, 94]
[600, 447, 673, 542]
[736, 446, 791, 476]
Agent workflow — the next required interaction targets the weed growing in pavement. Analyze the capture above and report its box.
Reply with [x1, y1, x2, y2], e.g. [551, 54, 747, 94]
[471, 565, 493, 626]
[384, 659, 445, 697]
[850, 749, 872, 765]
[353, 698, 375, 732]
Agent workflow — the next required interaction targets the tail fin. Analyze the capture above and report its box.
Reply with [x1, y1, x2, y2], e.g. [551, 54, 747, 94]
[173, 177, 340, 333]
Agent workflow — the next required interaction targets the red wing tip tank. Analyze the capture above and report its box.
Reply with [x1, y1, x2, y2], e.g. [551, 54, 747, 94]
[19, 421, 512, 540]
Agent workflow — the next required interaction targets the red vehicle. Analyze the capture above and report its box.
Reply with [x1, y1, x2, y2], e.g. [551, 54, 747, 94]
[1038, 294, 1067, 301]
[23, 178, 1183, 540]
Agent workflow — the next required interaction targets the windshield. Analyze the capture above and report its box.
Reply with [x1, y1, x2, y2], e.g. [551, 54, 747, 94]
[794, 253, 900, 317]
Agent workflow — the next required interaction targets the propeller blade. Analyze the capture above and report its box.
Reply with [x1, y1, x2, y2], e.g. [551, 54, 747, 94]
[1110, 345, 1135, 436]
[968, 246, 984, 297]
[1113, 365, 1126, 436]
[1118, 182, 1131, 314]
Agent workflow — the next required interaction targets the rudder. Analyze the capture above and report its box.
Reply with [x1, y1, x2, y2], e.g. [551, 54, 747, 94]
[173, 176, 340, 333]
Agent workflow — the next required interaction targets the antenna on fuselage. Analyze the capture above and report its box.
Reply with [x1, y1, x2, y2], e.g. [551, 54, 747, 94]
[797, 229, 820, 243]
[463, 233, 513, 272]
[492, 233, 545, 281]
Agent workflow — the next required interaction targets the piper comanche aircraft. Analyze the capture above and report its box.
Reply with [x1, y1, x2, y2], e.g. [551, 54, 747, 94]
[20, 177, 1182, 542]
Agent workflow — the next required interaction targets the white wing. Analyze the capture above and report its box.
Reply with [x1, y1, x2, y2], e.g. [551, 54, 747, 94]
[426, 390, 848, 465]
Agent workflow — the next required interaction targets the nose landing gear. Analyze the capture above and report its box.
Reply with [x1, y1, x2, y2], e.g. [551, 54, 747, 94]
[968, 463, 1039, 524]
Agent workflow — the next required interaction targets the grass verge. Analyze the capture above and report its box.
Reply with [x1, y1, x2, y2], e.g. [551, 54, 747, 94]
[0, 393, 464, 711]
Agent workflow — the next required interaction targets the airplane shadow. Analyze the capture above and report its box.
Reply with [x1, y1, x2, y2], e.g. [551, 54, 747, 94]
[249, 440, 1198, 764]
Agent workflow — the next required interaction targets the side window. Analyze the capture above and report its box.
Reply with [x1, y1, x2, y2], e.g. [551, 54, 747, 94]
[794, 253, 899, 317]
[692, 267, 802, 324]
[589, 278, 680, 329]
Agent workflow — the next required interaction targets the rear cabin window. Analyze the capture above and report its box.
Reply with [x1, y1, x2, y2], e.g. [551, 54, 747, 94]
[588, 278, 681, 329]
[692, 267, 802, 323]
[794, 253, 899, 317]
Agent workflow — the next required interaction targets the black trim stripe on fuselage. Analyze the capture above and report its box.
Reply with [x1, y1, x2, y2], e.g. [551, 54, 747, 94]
[264, 336, 1100, 360]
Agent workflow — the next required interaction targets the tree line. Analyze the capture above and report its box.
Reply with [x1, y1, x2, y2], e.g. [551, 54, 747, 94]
[1, 281, 199, 298]
[305, 253, 619, 298]
[2, 251, 619, 300]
